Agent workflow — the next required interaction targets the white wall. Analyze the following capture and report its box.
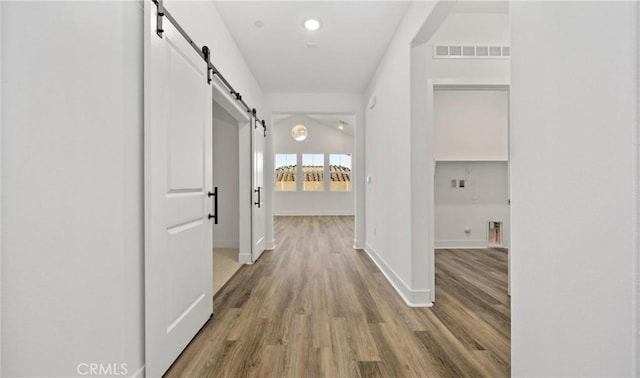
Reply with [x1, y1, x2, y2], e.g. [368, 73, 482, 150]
[427, 12, 510, 83]
[434, 89, 509, 161]
[1, 1, 268, 376]
[434, 161, 509, 248]
[2, 2, 144, 376]
[364, 1, 438, 306]
[273, 114, 354, 216]
[511, 2, 637, 376]
[267, 93, 364, 246]
[213, 102, 240, 248]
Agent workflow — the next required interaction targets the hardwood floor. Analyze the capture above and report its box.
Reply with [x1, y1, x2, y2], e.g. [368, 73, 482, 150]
[166, 216, 510, 377]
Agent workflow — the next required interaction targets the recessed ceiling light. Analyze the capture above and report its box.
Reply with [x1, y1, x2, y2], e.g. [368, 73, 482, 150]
[304, 19, 321, 31]
[254, 20, 264, 28]
[306, 42, 318, 48]
[338, 125, 344, 130]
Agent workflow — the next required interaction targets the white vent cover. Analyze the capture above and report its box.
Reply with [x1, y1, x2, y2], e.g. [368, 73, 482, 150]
[434, 44, 510, 59]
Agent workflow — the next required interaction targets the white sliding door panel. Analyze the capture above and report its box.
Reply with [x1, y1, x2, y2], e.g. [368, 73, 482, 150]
[252, 118, 266, 262]
[144, 4, 213, 377]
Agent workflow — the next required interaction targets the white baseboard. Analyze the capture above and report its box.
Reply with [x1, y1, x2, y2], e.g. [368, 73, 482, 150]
[274, 211, 355, 216]
[213, 239, 239, 249]
[364, 244, 432, 307]
[353, 239, 365, 249]
[239, 252, 252, 264]
[265, 239, 276, 250]
[130, 365, 144, 378]
[435, 239, 491, 249]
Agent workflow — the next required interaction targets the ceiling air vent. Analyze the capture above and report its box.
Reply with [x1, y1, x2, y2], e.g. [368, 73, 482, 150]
[433, 44, 510, 59]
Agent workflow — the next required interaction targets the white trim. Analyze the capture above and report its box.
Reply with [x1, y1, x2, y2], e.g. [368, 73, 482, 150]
[238, 120, 252, 267]
[427, 79, 511, 304]
[364, 244, 432, 307]
[634, 2, 640, 376]
[212, 79, 250, 123]
[265, 240, 275, 250]
[353, 239, 365, 249]
[238, 252, 252, 265]
[434, 240, 496, 249]
[130, 365, 145, 378]
[432, 79, 510, 89]
[427, 80, 436, 304]
[273, 211, 354, 216]
[209, 60, 253, 273]
[0, 1, 3, 374]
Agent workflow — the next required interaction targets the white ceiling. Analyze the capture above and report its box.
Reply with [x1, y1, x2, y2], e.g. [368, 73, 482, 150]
[214, 1, 411, 93]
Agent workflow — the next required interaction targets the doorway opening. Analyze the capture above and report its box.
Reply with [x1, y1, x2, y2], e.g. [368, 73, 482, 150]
[431, 86, 511, 300]
[419, 4, 512, 303]
[212, 100, 242, 294]
[271, 113, 355, 218]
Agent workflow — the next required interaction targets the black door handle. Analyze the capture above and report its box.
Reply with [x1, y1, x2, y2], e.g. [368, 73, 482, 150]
[208, 186, 218, 224]
[254, 187, 261, 208]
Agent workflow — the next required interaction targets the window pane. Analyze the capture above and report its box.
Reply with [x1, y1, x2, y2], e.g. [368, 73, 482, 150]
[302, 154, 324, 191]
[330, 154, 352, 191]
[275, 154, 297, 191]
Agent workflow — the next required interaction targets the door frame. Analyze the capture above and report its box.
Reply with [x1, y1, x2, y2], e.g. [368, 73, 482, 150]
[251, 117, 266, 262]
[427, 80, 511, 302]
[211, 83, 252, 264]
[0, 2, 4, 373]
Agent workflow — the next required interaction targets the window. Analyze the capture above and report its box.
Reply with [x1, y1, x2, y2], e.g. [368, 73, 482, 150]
[302, 154, 324, 191]
[275, 154, 297, 191]
[330, 154, 352, 191]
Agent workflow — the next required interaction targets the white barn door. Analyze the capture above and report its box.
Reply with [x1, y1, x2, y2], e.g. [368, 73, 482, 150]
[144, 5, 213, 377]
[252, 118, 266, 262]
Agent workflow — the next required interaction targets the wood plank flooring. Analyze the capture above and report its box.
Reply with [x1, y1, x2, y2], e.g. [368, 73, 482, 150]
[165, 216, 510, 377]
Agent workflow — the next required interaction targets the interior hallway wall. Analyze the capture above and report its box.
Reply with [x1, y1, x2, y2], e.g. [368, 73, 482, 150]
[1, 2, 145, 376]
[510, 2, 637, 376]
[363, 1, 438, 305]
